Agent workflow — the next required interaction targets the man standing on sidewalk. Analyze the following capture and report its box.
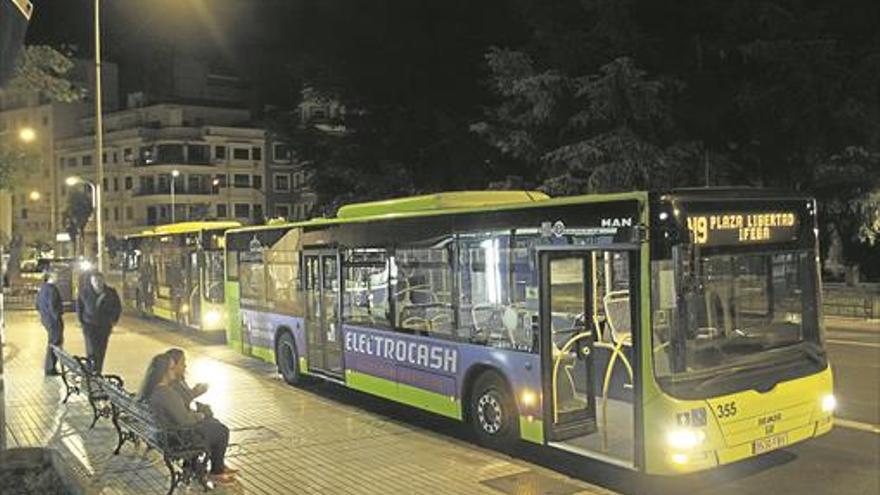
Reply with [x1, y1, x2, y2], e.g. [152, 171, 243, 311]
[76, 272, 121, 374]
[35, 271, 64, 376]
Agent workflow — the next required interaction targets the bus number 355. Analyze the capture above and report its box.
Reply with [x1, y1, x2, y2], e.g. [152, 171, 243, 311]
[716, 402, 737, 418]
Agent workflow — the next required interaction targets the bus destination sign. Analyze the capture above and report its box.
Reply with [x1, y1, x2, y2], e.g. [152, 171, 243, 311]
[686, 211, 799, 246]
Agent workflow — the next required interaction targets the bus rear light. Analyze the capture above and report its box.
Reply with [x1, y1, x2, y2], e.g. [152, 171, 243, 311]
[520, 390, 537, 408]
[671, 453, 689, 465]
[821, 394, 836, 413]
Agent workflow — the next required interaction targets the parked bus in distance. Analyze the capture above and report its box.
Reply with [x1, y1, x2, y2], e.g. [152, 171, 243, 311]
[122, 221, 239, 330]
[223, 189, 834, 475]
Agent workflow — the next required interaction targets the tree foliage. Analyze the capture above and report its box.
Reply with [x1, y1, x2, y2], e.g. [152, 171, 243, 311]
[63, 189, 93, 256]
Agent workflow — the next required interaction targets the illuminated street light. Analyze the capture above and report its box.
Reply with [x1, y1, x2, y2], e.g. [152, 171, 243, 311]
[18, 127, 36, 143]
[28, 191, 41, 201]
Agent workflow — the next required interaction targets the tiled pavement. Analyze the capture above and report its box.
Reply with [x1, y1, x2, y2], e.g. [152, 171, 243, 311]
[1, 311, 615, 495]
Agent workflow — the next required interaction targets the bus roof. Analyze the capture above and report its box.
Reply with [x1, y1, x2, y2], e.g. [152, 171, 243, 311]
[126, 221, 241, 239]
[226, 189, 649, 236]
[336, 190, 550, 219]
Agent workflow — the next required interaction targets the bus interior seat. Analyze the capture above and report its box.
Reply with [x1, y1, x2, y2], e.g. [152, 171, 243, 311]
[604, 290, 632, 346]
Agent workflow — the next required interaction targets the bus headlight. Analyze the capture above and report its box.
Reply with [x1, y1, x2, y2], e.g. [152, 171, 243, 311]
[821, 394, 836, 413]
[666, 428, 705, 450]
[78, 259, 93, 271]
[205, 310, 222, 325]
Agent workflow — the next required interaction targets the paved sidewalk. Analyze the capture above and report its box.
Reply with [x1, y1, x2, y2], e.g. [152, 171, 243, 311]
[1, 311, 613, 495]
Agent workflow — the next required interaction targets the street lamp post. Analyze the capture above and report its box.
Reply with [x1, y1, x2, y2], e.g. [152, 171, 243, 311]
[171, 169, 180, 223]
[94, 0, 105, 272]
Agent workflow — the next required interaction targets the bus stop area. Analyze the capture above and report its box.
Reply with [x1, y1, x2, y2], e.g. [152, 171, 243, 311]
[0, 311, 613, 495]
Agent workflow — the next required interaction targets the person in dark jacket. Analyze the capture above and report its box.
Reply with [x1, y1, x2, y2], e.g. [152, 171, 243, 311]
[76, 272, 122, 374]
[36, 271, 64, 376]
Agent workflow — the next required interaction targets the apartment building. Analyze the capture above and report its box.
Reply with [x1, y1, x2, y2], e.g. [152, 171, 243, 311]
[54, 104, 266, 247]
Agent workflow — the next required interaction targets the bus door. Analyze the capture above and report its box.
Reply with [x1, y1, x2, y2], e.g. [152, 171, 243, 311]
[189, 251, 201, 327]
[541, 247, 638, 467]
[304, 251, 343, 378]
[540, 252, 598, 442]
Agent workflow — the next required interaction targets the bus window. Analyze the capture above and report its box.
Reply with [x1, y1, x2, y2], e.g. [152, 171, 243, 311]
[240, 252, 266, 307]
[266, 249, 299, 310]
[343, 249, 390, 327]
[457, 234, 536, 352]
[203, 250, 226, 303]
[393, 247, 454, 335]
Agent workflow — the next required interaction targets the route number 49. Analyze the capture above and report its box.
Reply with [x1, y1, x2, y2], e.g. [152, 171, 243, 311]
[716, 402, 737, 418]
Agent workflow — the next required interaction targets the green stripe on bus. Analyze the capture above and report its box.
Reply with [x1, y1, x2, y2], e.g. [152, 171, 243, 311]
[299, 356, 308, 374]
[519, 416, 544, 444]
[251, 346, 274, 364]
[346, 370, 462, 420]
[224, 281, 242, 349]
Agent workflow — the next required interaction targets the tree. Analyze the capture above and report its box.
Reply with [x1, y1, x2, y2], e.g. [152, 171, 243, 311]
[0, 45, 82, 192]
[63, 189, 93, 257]
[473, 51, 700, 195]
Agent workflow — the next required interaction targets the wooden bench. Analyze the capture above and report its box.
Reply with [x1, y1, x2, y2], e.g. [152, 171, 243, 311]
[51, 345, 123, 428]
[102, 379, 212, 495]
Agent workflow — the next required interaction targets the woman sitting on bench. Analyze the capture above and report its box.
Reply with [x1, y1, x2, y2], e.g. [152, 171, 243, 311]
[138, 353, 237, 484]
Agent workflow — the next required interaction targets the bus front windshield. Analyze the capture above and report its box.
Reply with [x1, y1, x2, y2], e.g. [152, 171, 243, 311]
[652, 249, 822, 381]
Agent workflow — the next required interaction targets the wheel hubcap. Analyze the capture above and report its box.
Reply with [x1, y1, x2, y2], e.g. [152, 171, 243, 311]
[477, 392, 503, 435]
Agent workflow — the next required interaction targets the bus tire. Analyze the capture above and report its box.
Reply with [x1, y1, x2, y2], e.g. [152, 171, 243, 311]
[276, 332, 302, 386]
[469, 370, 519, 451]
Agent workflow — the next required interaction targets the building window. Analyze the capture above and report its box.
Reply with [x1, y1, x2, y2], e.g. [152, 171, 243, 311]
[233, 174, 250, 188]
[252, 175, 262, 190]
[252, 146, 262, 161]
[157, 144, 185, 163]
[233, 203, 250, 218]
[20, 208, 27, 219]
[59, 157, 65, 169]
[232, 148, 250, 160]
[214, 174, 227, 188]
[103, 178, 108, 191]
[216, 204, 227, 218]
[273, 144, 292, 163]
[123, 148, 133, 161]
[113, 151, 119, 163]
[253, 204, 263, 221]
[147, 206, 157, 225]
[113, 177, 119, 191]
[102, 152, 107, 164]
[188, 144, 210, 164]
[82, 155, 92, 166]
[126, 206, 133, 220]
[214, 146, 226, 159]
[125, 176, 133, 190]
[275, 204, 290, 218]
[114, 207, 120, 221]
[273, 174, 290, 192]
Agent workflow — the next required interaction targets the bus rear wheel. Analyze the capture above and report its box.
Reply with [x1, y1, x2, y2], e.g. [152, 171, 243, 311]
[470, 371, 519, 451]
[276, 332, 302, 385]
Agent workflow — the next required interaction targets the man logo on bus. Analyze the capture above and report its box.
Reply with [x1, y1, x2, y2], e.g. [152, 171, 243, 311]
[601, 217, 633, 228]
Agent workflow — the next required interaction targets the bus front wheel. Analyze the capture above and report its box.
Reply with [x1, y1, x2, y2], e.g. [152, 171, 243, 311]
[469, 371, 519, 451]
[276, 332, 302, 386]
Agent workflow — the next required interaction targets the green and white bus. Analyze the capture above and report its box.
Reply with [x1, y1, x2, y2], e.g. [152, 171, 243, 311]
[223, 189, 834, 475]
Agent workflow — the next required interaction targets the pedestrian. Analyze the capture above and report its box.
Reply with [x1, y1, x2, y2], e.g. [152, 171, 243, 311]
[35, 271, 64, 376]
[138, 353, 237, 484]
[76, 272, 122, 374]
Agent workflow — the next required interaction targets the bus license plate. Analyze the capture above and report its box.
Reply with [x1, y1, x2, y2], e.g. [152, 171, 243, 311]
[753, 433, 787, 454]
